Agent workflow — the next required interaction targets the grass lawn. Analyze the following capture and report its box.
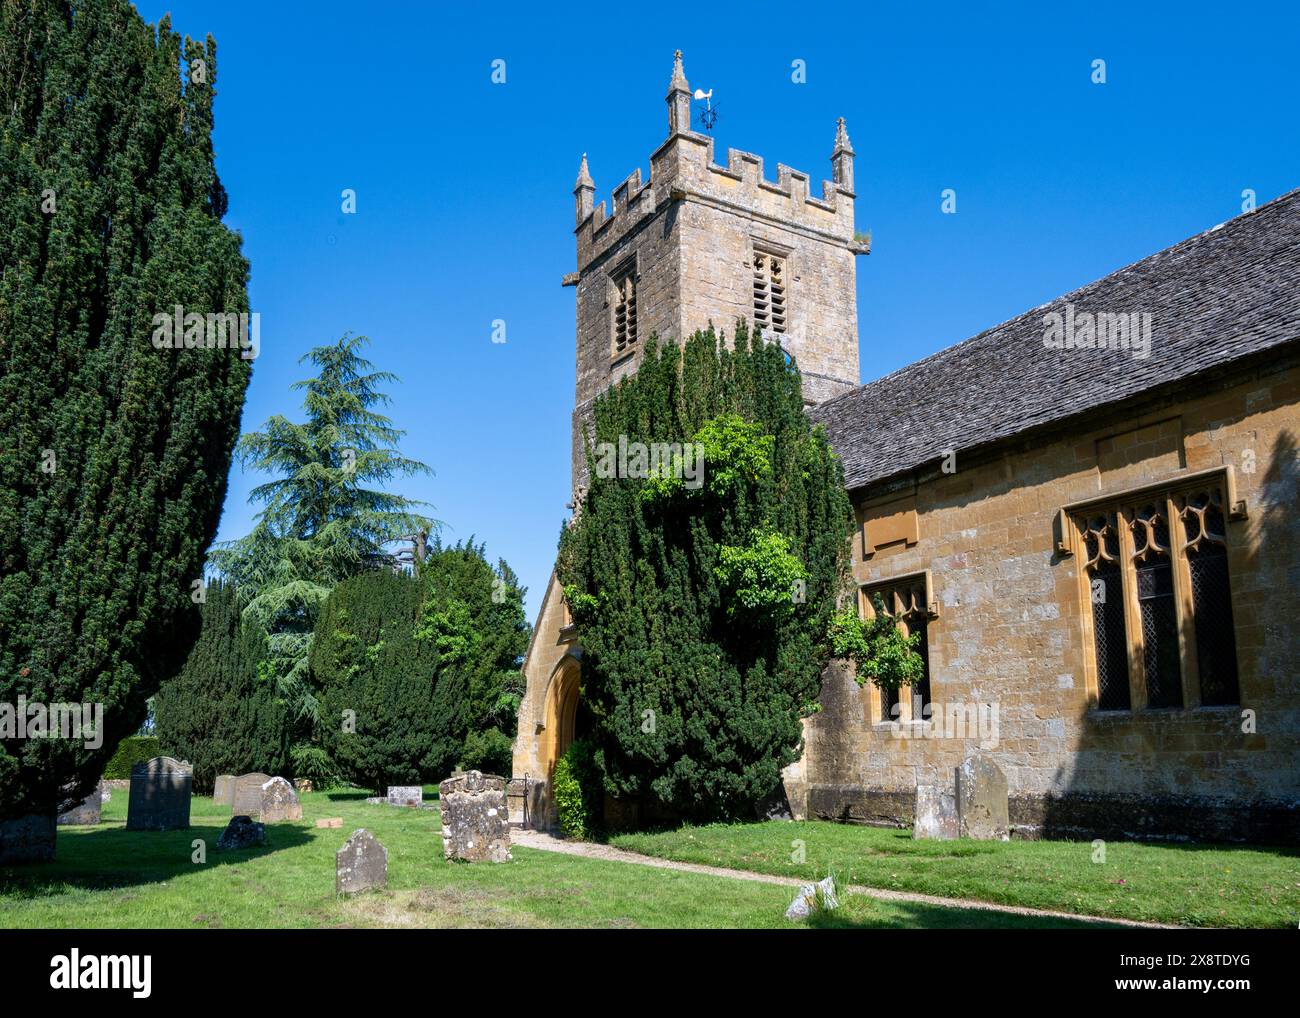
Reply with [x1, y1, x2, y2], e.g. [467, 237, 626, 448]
[610, 820, 1300, 929]
[0, 791, 1104, 929]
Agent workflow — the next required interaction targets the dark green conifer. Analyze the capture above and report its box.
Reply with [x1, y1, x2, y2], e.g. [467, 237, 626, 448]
[558, 325, 855, 821]
[153, 582, 288, 792]
[0, 0, 252, 824]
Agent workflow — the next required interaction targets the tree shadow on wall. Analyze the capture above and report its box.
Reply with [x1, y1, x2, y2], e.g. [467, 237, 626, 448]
[1040, 427, 1300, 846]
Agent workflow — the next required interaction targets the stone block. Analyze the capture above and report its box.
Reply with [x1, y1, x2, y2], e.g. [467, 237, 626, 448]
[231, 773, 270, 818]
[259, 776, 302, 823]
[336, 829, 387, 895]
[386, 785, 422, 808]
[58, 782, 103, 826]
[213, 774, 236, 805]
[955, 754, 1009, 841]
[216, 815, 266, 851]
[126, 757, 192, 831]
[913, 784, 958, 839]
[0, 813, 56, 864]
[439, 770, 511, 862]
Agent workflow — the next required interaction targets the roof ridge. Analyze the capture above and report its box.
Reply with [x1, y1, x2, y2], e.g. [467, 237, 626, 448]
[814, 186, 1300, 416]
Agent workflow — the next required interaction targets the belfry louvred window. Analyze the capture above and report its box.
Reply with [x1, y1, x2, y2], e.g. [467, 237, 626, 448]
[612, 268, 637, 357]
[1075, 481, 1240, 712]
[753, 251, 787, 336]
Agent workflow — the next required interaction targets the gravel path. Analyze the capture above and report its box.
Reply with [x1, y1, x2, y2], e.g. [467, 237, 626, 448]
[511, 828, 1181, 929]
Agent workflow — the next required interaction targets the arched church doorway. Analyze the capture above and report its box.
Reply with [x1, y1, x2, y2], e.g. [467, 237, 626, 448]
[542, 654, 592, 780]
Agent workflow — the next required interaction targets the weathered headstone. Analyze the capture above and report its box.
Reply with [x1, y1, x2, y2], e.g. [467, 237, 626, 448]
[58, 782, 104, 826]
[216, 815, 266, 851]
[955, 754, 1010, 841]
[386, 785, 422, 808]
[913, 784, 958, 840]
[438, 770, 511, 862]
[126, 756, 192, 831]
[259, 776, 302, 823]
[213, 774, 236, 805]
[0, 814, 56, 864]
[294, 778, 314, 794]
[315, 817, 343, 829]
[336, 829, 387, 895]
[231, 772, 271, 818]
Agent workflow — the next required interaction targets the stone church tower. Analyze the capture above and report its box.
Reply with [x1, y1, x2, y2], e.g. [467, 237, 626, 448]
[511, 51, 866, 827]
[565, 50, 867, 490]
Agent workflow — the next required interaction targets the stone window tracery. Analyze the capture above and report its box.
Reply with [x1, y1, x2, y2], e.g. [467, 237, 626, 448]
[1074, 481, 1239, 712]
[861, 576, 933, 723]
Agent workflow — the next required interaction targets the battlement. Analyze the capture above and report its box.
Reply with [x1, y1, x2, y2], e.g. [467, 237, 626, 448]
[576, 132, 859, 274]
[573, 52, 861, 278]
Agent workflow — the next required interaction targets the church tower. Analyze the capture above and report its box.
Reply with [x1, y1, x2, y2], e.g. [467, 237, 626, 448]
[564, 50, 867, 490]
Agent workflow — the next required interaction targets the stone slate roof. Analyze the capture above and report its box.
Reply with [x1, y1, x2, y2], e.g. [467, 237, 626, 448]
[812, 188, 1300, 491]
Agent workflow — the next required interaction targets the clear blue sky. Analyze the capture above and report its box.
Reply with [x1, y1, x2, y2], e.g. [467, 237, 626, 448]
[135, 1, 1299, 619]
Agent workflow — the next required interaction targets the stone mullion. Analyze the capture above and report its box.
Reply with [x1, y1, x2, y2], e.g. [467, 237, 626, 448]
[897, 614, 915, 723]
[1074, 518, 1102, 710]
[1168, 493, 1202, 709]
[859, 585, 886, 724]
[1117, 507, 1148, 711]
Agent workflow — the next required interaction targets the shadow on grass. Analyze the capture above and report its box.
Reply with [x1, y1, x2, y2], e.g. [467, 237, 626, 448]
[0, 821, 315, 898]
[806, 900, 1119, 930]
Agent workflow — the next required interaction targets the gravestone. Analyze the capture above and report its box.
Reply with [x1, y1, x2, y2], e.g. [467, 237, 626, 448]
[0, 814, 56, 864]
[438, 770, 511, 862]
[259, 777, 302, 823]
[58, 782, 104, 826]
[294, 778, 314, 794]
[231, 773, 271, 818]
[315, 817, 343, 829]
[955, 754, 1010, 841]
[913, 784, 958, 840]
[213, 774, 236, 805]
[126, 756, 192, 830]
[386, 785, 422, 808]
[336, 829, 387, 895]
[216, 815, 266, 851]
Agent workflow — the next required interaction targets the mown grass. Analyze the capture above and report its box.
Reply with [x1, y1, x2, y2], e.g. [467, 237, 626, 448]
[0, 791, 1105, 928]
[609, 820, 1300, 928]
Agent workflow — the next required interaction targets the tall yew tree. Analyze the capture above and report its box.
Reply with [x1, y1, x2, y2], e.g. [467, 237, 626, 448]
[0, 1, 252, 840]
[558, 325, 855, 822]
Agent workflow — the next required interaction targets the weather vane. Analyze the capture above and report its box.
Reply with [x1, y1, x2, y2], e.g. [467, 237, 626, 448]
[693, 87, 718, 130]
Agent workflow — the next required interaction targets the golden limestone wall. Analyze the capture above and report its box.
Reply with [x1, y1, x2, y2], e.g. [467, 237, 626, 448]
[800, 358, 1300, 842]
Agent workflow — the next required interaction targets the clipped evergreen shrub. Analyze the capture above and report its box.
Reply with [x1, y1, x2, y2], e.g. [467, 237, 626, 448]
[153, 582, 288, 792]
[103, 737, 162, 780]
[417, 541, 529, 780]
[312, 570, 440, 793]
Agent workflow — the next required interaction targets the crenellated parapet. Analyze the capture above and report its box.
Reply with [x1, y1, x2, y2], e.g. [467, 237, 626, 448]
[575, 129, 861, 275]
[573, 50, 862, 277]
